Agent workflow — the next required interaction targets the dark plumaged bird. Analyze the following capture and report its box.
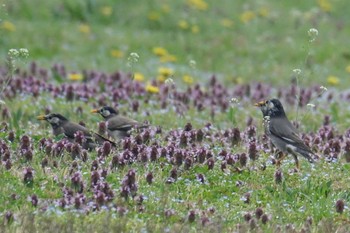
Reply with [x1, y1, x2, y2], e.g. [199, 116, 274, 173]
[91, 106, 148, 140]
[37, 113, 115, 150]
[255, 98, 316, 169]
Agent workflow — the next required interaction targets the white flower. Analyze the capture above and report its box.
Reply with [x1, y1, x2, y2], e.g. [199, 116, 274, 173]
[308, 28, 319, 42]
[307, 103, 315, 109]
[230, 98, 239, 104]
[8, 49, 19, 58]
[189, 60, 196, 69]
[19, 48, 29, 58]
[320, 86, 328, 92]
[165, 78, 174, 85]
[292, 69, 302, 75]
[127, 52, 140, 67]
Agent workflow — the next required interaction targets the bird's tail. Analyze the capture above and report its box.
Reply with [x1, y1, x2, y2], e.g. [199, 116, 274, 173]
[296, 148, 317, 163]
[93, 132, 117, 147]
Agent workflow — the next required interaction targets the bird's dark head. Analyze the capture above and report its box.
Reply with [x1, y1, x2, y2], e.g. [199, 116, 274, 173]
[254, 98, 286, 117]
[91, 106, 118, 119]
[37, 113, 68, 126]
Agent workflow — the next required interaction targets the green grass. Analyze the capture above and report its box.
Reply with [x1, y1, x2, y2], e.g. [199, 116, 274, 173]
[1, 0, 350, 232]
[2, 0, 350, 87]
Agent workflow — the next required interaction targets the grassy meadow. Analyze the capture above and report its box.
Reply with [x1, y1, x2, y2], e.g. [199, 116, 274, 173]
[1, 0, 350, 232]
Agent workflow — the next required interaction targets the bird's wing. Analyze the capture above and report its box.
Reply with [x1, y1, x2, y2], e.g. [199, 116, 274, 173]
[269, 117, 313, 154]
[63, 122, 92, 139]
[92, 132, 117, 147]
[107, 116, 139, 132]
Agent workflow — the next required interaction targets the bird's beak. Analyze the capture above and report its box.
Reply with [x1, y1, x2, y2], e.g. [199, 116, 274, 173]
[91, 109, 99, 113]
[254, 100, 266, 107]
[37, 115, 47, 120]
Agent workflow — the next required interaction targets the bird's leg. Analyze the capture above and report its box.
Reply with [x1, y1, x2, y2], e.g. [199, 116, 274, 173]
[286, 146, 300, 171]
[275, 151, 286, 167]
[291, 153, 299, 170]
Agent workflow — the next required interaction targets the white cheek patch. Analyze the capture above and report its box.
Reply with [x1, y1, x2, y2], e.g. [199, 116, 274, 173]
[50, 117, 60, 124]
[103, 110, 110, 117]
[268, 101, 275, 109]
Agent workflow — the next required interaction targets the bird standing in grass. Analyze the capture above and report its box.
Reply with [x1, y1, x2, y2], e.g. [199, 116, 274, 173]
[255, 98, 316, 169]
[37, 113, 115, 150]
[91, 106, 147, 140]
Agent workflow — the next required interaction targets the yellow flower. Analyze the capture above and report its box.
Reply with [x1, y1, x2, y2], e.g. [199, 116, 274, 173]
[187, 0, 208, 11]
[178, 20, 189, 30]
[110, 49, 124, 58]
[152, 47, 168, 56]
[232, 76, 244, 84]
[240, 11, 256, 23]
[258, 7, 269, 17]
[220, 18, 234, 28]
[158, 67, 174, 77]
[317, 0, 332, 12]
[100, 6, 112, 16]
[157, 75, 166, 82]
[79, 24, 91, 34]
[162, 4, 170, 13]
[133, 72, 145, 82]
[68, 73, 83, 81]
[346, 65, 350, 73]
[1, 21, 16, 32]
[327, 75, 339, 86]
[145, 83, 159, 94]
[148, 11, 161, 21]
[160, 54, 177, 63]
[191, 25, 200, 34]
[183, 75, 194, 84]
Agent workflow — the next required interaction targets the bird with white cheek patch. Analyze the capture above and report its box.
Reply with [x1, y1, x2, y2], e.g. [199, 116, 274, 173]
[91, 106, 148, 140]
[255, 98, 317, 169]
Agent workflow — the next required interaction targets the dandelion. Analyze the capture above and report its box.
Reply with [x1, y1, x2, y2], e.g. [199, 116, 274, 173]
[79, 24, 91, 34]
[308, 28, 318, 42]
[178, 20, 189, 30]
[100, 6, 112, 16]
[145, 83, 159, 94]
[162, 4, 170, 13]
[110, 49, 124, 58]
[158, 67, 174, 77]
[148, 11, 161, 21]
[160, 54, 177, 63]
[345, 65, 350, 73]
[0, 20, 16, 32]
[187, 0, 208, 11]
[327, 75, 339, 86]
[240, 11, 256, 23]
[191, 25, 200, 34]
[157, 75, 166, 82]
[220, 18, 234, 28]
[258, 7, 269, 17]
[183, 75, 194, 84]
[133, 72, 145, 82]
[317, 0, 332, 12]
[152, 47, 168, 57]
[68, 73, 83, 81]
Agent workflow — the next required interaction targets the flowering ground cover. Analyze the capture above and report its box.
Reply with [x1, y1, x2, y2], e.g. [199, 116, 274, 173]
[1, 0, 350, 232]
